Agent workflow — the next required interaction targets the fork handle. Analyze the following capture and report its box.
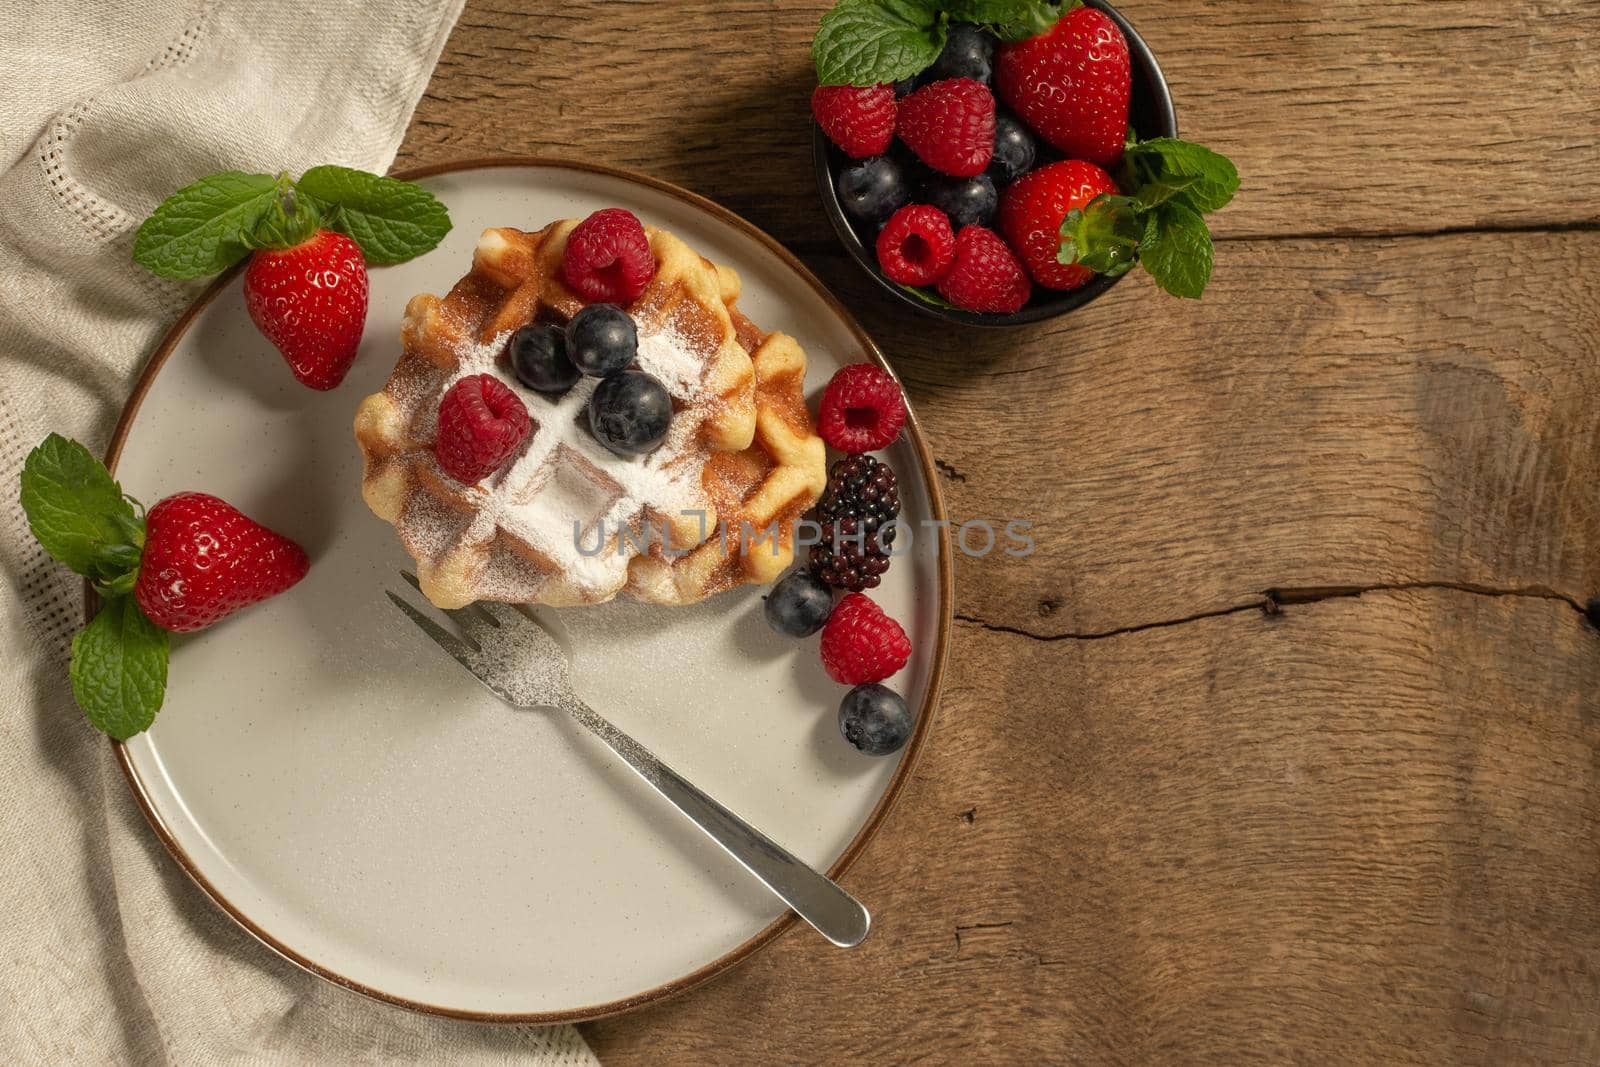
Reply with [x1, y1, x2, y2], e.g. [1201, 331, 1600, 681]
[561, 697, 871, 948]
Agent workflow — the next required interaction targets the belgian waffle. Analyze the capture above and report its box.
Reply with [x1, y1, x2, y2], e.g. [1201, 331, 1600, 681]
[354, 219, 826, 609]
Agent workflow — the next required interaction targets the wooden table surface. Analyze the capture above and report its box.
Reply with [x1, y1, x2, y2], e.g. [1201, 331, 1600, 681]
[397, 2, 1600, 1062]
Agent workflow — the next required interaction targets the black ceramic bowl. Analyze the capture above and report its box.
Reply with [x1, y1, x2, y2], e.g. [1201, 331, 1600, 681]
[813, 0, 1178, 327]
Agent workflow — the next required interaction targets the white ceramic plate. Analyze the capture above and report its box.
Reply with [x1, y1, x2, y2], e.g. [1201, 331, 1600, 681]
[105, 160, 952, 1021]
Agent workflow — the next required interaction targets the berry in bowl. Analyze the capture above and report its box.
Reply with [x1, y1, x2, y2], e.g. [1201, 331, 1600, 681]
[810, 0, 1239, 326]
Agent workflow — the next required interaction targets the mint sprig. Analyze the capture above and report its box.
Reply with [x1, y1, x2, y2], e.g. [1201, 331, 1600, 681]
[21, 434, 168, 739]
[1127, 139, 1239, 213]
[133, 166, 451, 279]
[812, 0, 1070, 83]
[1058, 135, 1240, 299]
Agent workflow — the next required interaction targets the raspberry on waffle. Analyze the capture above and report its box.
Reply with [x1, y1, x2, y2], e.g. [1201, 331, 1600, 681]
[354, 219, 827, 609]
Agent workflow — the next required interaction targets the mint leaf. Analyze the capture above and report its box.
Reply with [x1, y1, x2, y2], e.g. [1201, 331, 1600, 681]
[20, 434, 143, 579]
[897, 283, 963, 311]
[133, 172, 278, 279]
[295, 165, 451, 265]
[1132, 176, 1200, 210]
[1139, 200, 1213, 299]
[942, 0, 1072, 41]
[814, 0, 946, 86]
[1126, 138, 1239, 214]
[70, 597, 168, 740]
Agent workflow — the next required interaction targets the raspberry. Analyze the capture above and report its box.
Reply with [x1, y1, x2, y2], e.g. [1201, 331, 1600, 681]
[820, 593, 911, 685]
[874, 205, 956, 286]
[817, 363, 907, 454]
[560, 208, 656, 304]
[811, 83, 896, 159]
[998, 160, 1120, 290]
[435, 373, 531, 484]
[936, 225, 1031, 313]
[809, 455, 900, 592]
[896, 78, 994, 177]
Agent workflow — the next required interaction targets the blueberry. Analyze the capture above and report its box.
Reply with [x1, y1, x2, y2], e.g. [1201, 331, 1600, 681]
[924, 172, 997, 229]
[764, 569, 834, 637]
[838, 684, 913, 756]
[989, 112, 1037, 185]
[566, 303, 637, 378]
[836, 155, 910, 228]
[508, 323, 580, 394]
[588, 370, 672, 456]
[927, 24, 997, 84]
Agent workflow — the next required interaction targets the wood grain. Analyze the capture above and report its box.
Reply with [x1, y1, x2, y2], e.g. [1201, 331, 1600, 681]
[397, 1, 1600, 244]
[590, 590, 1600, 1064]
[806, 231, 1600, 636]
[398, 0, 1600, 1060]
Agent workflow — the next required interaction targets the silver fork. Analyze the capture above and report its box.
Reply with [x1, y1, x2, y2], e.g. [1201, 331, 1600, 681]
[386, 572, 871, 948]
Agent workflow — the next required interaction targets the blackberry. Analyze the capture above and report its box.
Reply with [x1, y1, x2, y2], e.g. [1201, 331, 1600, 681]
[809, 455, 900, 591]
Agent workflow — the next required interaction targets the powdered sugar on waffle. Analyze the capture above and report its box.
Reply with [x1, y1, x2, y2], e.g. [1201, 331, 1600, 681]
[408, 320, 721, 600]
[635, 325, 703, 396]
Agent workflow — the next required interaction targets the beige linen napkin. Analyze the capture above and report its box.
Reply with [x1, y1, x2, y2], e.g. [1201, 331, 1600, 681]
[0, 2, 595, 1062]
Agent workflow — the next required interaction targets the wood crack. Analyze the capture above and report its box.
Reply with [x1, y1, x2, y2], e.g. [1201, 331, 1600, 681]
[956, 582, 1594, 643]
[956, 600, 1265, 642]
[955, 920, 1015, 953]
[1263, 581, 1587, 615]
[1215, 219, 1600, 244]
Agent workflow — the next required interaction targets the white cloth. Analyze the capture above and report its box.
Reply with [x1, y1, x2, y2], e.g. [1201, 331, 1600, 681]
[0, 3, 596, 1062]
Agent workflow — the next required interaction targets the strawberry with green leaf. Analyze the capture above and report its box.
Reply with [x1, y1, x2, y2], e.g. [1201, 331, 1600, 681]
[134, 165, 451, 389]
[1056, 137, 1240, 298]
[20, 434, 308, 739]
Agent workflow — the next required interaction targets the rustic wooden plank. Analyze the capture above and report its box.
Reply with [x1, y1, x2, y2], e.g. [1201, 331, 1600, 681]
[587, 588, 1600, 1064]
[1142, 0, 1600, 238]
[793, 230, 1599, 636]
[400, 3, 1600, 1058]
[397, 1, 1600, 243]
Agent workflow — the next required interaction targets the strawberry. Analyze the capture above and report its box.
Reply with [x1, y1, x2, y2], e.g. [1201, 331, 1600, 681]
[996, 7, 1131, 168]
[811, 84, 896, 158]
[243, 228, 369, 390]
[134, 492, 310, 633]
[896, 78, 995, 177]
[999, 160, 1120, 290]
[22, 434, 317, 739]
[135, 167, 452, 387]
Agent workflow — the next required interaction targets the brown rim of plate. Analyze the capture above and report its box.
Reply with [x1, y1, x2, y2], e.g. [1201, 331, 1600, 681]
[96, 156, 955, 1025]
